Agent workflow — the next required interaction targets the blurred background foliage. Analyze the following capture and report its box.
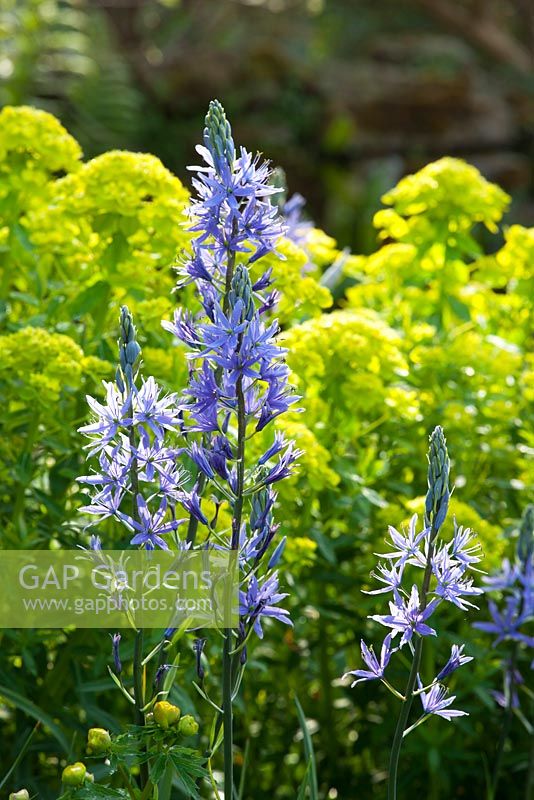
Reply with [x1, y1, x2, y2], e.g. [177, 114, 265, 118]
[1, 0, 534, 251]
[0, 2, 533, 799]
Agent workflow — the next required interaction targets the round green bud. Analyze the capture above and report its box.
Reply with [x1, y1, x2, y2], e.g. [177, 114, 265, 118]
[178, 715, 199, 736]
[87, 727, 112, 755]
[153, 700, 181, 729]
[9, 790, 30, 800]
[62, 762, 87, 787]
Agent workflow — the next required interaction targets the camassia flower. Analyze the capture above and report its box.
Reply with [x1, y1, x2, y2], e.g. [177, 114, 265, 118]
[163, 100, 300, 640]
[343, 634, 395, 687]
[161, 101, 301, 797]
[419, 683, 468, 721]
[78, 307, 191, 551]
[473, 505, 534, 731]
[343, 427, 478, 795]
[474, 507, 534, 653]
[370, 585, 439, 646]
[436, 644, 473, 681]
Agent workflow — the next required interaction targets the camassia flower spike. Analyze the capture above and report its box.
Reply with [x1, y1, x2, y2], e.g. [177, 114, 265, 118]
[343, 426, 481, 800]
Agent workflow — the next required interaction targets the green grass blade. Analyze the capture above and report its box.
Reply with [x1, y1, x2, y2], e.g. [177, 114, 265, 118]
[0, 684, 70, 754]
[0, 720, 41, 791]
[294, 693, 318, 800]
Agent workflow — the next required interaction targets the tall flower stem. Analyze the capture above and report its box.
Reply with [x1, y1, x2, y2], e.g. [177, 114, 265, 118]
[186, 231, 237, 547]
[388, 638, 423, 800]
[223, 371, 246, 797]
[130, 423, 149, 789]
[525, 732, 534, 800]
[222, 629, 234, 798]
[388, 534, 436, 800]
[124, 329, 149, 790]
[222, 234, 241, 797]
[490, 647, 518, 800]
[388, 426, 450, 798]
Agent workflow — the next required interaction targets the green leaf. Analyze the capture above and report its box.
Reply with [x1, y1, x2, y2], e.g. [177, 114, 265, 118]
[446, 294, 471, 322]
[294, 694, 318, 800]
[68, 280, 111, 318]
[150, 753, 168, 784]
[296, 760, 313, 800]
[360, 486, 389, 509]
[76, 784, 129, 799]
[0, 721, 40, 791]
[0, 683, 70, 754]
[168, 747, 207, 799]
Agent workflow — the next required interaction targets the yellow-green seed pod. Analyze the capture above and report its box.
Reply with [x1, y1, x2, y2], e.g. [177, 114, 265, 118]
[178, 715, 199, 736]
[62, 762, 87, 786]
[9, 790, 30, 800]
[153, 700, 181, 729]
[87, 727, 112, 755]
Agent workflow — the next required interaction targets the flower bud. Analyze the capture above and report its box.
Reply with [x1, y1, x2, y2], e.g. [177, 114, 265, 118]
[153, 700, 181, 729]
[117, 305, 141, 389]
[62, 762, 87, 787]
[9, 790, 30, 800]
[193, 637, 207, 681]
[424, 425, 450, 537]
[87, 727, 112, 755]
[203, 99, 235, 172]
[229, 265, 255, 322]
[178, 715, 199, 737]
[111, 632, 122, 675]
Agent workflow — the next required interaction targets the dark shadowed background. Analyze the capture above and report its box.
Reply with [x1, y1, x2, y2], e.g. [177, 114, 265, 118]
[2, 0, 533, 251]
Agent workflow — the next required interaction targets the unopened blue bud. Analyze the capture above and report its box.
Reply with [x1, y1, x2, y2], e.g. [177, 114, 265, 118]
[203, 100, 235, 173]
[268, 536, 287, 569]
[229, 265, 255, 322]
[425, 425, 450, 538]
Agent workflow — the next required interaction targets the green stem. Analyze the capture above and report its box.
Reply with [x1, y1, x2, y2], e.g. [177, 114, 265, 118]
[133, 628, 149, 788]
[526, 727, 534, 800]
[231, 376, 246, 549]
[128, 421, 149, 789]
[388, 535, 436, 800]
[490, 648, 518, 800]
[222, 629, 234, 798]
[118, 764, 138, 800]
[388, 637, 423, 800]
[223, 239, 237, 316]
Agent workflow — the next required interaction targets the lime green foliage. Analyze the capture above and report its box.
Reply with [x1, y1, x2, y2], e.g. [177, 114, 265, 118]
[0, 110, 531, 798]
[377, 156, 509, 235]
[250, 237, 332, 324]
[335, 157, 530, 533]
[284, 309, 418, 428]
[0, 106, 334, 557]
[0, 106, 82, 212]
[0, 327, 108, 545]
[345, 157, 524, 336]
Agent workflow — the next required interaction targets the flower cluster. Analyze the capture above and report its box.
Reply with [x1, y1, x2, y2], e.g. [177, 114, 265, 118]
[78, 307, 189, 551]
[163, 100, 300, 640]
[344, 426, 481, 728]
[474, 504, 534, 706]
